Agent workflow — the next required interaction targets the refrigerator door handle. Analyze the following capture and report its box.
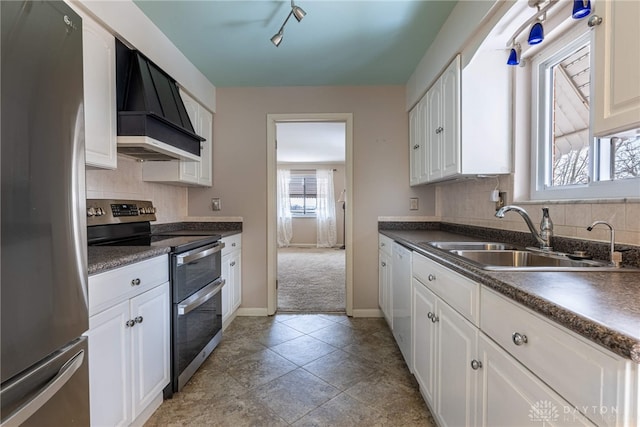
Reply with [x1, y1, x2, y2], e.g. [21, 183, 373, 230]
[0, 350, 85, 427]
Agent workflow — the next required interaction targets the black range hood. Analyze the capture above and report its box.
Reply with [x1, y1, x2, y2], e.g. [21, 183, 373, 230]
[115, 39, 204, 161]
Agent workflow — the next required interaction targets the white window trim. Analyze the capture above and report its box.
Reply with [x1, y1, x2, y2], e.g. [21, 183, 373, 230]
[528, 24, 640, 201]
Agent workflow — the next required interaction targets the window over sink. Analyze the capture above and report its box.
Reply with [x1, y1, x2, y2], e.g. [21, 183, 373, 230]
[527, 20, 640, 200]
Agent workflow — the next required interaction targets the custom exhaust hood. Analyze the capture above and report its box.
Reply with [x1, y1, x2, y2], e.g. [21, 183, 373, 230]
[115, 39, 204, 161]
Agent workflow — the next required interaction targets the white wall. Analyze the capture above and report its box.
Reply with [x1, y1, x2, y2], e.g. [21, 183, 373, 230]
[187, 86, 436, 311]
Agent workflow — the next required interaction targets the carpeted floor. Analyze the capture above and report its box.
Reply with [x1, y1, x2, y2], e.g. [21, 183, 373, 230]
[277, 247, 345, 312]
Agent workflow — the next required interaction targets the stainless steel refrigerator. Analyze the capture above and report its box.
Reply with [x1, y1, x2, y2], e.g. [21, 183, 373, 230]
[1, 1, 90, 426]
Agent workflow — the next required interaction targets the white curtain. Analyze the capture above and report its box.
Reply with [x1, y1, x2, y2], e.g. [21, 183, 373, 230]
[315, 169, 337, 248]
[277, 169, 293, 247]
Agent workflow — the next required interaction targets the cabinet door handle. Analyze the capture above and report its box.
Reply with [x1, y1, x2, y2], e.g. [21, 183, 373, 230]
[512, 332, 528, 346]
[470, 360, 483, 370]
[134, 316, 143, 324]
[428, 274, 436, 282]
[130, 278, 141, 286]
[125, 319, 136, 328]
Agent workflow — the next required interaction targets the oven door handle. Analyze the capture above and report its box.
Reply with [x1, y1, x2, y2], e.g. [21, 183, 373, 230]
[177, 279, 225, 315]
[176, 242, 225, 266]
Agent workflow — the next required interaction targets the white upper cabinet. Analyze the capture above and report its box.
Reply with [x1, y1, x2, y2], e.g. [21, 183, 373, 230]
[142, 90, 213, 187]
[409, 52, 511, 185]
[593, 0, 640, 136]
[79, 9, 117, 169]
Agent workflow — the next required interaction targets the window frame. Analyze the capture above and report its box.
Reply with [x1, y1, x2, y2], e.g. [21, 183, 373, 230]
[529, 24, 640, 201]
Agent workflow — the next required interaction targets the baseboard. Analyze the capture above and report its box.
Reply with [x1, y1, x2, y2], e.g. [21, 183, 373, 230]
[130, 391, 163, 427]
[237, 307, 270, 316]
[351, 308, 384, 318]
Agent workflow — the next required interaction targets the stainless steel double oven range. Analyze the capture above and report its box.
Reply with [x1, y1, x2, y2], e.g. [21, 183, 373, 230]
[87, 199, 224, 397]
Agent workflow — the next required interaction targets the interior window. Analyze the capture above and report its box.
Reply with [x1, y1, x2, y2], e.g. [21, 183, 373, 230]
[531, 28, 640, 199]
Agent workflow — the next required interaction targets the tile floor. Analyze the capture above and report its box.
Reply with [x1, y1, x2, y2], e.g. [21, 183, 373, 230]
[145, 313, 436, 426]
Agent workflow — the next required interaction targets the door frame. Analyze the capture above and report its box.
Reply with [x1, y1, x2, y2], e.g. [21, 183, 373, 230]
[266, 113, 354, 316]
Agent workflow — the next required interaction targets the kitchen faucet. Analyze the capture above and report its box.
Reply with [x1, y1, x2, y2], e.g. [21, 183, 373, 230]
[587, 221, 622, 268]
[495, 205, 553, 251]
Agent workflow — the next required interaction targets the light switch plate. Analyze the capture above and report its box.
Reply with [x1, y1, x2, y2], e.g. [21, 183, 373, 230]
[211, 198, 221, 211]
[410, 198, 419, 210]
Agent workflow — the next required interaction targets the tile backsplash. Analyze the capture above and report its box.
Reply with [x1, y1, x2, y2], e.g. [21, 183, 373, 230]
[85, 156, 187, 223]
[436, 176, 640, 246]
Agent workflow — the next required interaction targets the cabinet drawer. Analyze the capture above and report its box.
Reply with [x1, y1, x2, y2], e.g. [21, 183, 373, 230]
[379, 234, 393, 257]
[222, 233, 242, 255]
[412, 252, 479, 325]
[89, 255, 169, 316]
[481, 288, 629, 427]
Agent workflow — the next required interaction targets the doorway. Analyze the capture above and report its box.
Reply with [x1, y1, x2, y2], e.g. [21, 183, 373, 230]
[266, 113, 353, 316]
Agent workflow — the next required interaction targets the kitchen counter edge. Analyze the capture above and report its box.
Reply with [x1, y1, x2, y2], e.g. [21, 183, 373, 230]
[380, 229, 640, 364]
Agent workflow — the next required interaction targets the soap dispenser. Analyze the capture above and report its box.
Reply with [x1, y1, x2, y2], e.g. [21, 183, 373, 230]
[540, 207, 553, 250]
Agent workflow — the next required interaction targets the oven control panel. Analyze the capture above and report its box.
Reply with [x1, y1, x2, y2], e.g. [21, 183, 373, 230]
[86, 199, 157, 226]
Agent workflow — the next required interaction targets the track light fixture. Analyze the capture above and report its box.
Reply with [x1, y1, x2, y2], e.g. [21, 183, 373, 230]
[505, 0, 593, 66]
[270, 0, 306, 47]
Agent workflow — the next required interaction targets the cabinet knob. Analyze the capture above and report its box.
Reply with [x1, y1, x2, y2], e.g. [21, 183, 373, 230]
[125, 319, 136, 328]
[131, 278, 141, 286]
[134, 316, 143, 324]
[470, 359, 483, 370]
[512, 332, 528, 346]
[431, 315, 439, 323]
[428, 274, 436, 282]
[587, 15, 602, 27]
[413, 144, 420, 150]
[381, 261, 386, 267]
[230, 261, 236, 267]
[427, 312, 433, 319]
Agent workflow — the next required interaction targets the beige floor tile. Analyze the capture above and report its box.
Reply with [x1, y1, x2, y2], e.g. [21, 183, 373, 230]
[270, 334, 339, 366]
[281, 314, 338, 334]
[243, 368, 341, 424]
[302, 349, 377, 391]
[292, 393, 389, 426]
[145, 314, 434, 427]
[226, 348, 298, 389]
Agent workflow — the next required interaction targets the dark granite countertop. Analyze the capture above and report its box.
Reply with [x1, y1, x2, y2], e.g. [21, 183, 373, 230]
[88, 246, 170, 275]
[379, 227, 640, 364]
[88, 221, 242, 275]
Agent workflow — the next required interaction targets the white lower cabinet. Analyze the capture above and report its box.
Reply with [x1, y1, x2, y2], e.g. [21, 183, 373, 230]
[221, 233, 242, 328]
[407, 247, 638, 427]
[87, 256, 170, 427]
[378, 234, 393, 328]
[412, 275, 478, 427]
[392, 242, 413, 370]
[477, 333, 593, 426]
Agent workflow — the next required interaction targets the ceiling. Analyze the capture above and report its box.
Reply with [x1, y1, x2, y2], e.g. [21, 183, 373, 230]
[132, 0, 458, 88]
[276, 122, 346, 163]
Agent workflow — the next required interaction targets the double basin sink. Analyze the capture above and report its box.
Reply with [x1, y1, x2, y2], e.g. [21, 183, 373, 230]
[424, 241, 630, 272]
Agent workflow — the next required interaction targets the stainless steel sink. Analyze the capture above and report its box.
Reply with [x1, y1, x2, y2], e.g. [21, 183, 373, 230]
[427, 241, 518, 251]
[449, 249, 621, 271]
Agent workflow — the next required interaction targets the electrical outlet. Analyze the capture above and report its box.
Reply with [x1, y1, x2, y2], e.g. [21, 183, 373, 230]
[211, 198, 221, 211]
[410, 198, 419, 210]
